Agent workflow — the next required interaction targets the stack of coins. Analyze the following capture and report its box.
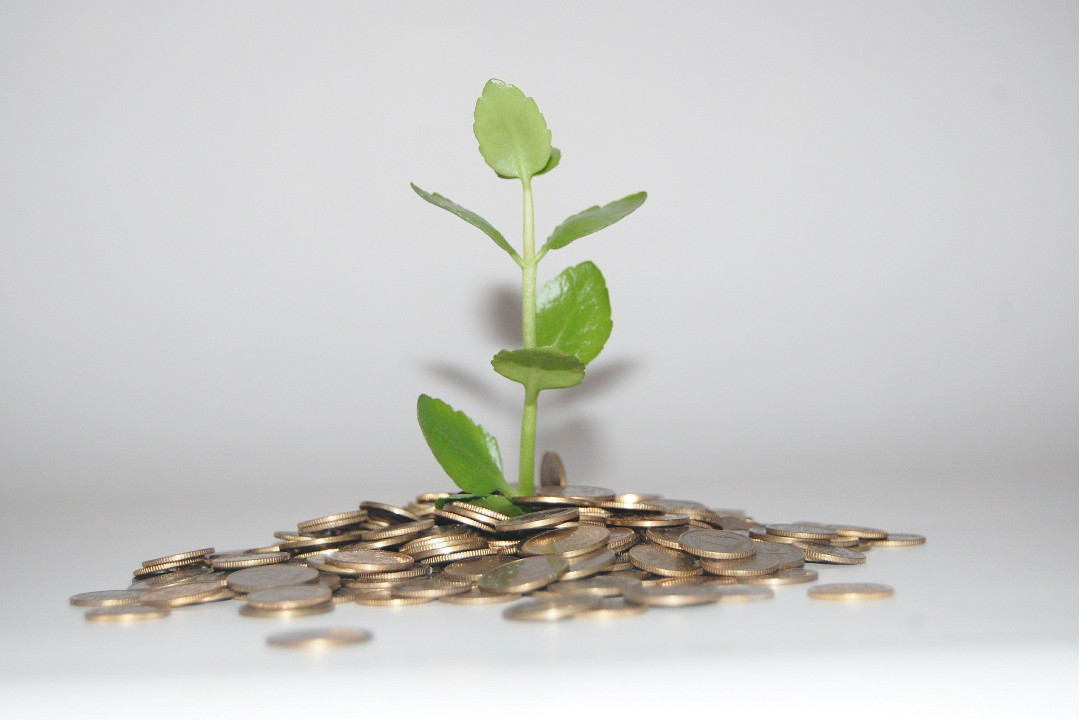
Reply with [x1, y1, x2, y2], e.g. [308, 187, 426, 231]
[71, 459, 926, 629]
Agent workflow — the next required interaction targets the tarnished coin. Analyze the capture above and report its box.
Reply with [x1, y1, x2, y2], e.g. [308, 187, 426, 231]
[494, 508, 579, 533]
[699, 553, 780, 578]
[246, 585, 333, 610]
[520, 524, 610, 558]
[712, 585, 775, 602]
[539, 451, 567, 487]
[266, 627, 372, 648]
[442, 555, 516, 583]
[227, 565, 319, 593]
[870, 533, 926, 547]
[502, 595, 600, 621]
[749, 540, 806, 569]
[623, 582, 726, 607]
[70, 590, 144, 608]
[549, 575, 642, 598]
[765, 523, 838, 541]
[390, 576, 470, 599]
[802, 544, 867, 565]
[628, 544, 702, 578]
[739, 568, 819, 586]
[678, 529, 757, 560]
[437, 588, 522, 605]
[608, 513, 690, 528]
[142, 548, 214, 568]
[325, 549, 415, 573]
[85, 604, 170, 622]
[808, 583, 895, 601]
[574, 597, 648, 619]
[211, 552, 290, 570]
[140, 581, 225, 607]
[239, 602, 334, 618]
[478, 555, 569, 594]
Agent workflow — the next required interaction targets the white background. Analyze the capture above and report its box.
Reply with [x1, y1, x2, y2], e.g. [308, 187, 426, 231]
[1, 2, 1076, 717]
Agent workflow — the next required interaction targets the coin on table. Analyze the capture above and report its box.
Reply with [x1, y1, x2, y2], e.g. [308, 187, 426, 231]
[622, 583, 726, 607]
[360, 501, 421, 523]
[749, 540, 806, 569]
[549, 575, 642, 598]
[128, 566, 216, 591]
[141, 548, 214, 568]
[765, 523, 838, 541]
[831, 524, 888, 540]
[574, 597, 648, 619]
[502, 595, 600, 621]
[700, 552, 780, 578]
[739, 568, 819, 586]
[539, 451, 567, 487]
[325, 549, 415, 573]
[494, 508, 579, 533]
[267, 627, 372, 649]
[441, 555, 516, 583]
[870, 533, 926, 547]
[352, 591, 433, 607]
[227, 564, 319, 593]
[140, 581, 226, 607]
[808, 583, 895, 601]
[437, 588, 522, 605]
[561, 548, 617, 580]
[390, 576, 471, 599]
[361, 518, 435, 541]
[85, 604, 170, 622]
[712, 585, 775, 602]
[628, 544, 702, 578]
[520, 524, 610, 558]
[211, 552, 290, 570]
[297, 510, 368, 534]
[802, 544, 867, 565]
[677, 529, 757, 560]
[239, 602, 334, 618]
[70, 590, 144, 608]
[643, 525, 692, 550]
[608, 513, 690, 528]
[605, 526, 638, 551]
[245, 584, 334, 610]
[478, 555, 569, 594]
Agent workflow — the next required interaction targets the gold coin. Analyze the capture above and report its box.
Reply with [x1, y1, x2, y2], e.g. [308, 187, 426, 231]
[493, 507, 579, 533]
[85, 604, 170, 622]
[416, 546, 495, 565]
[478, 555, 569, 594]
[677, 529, 757, 560]
[870, 533, 926, 547]
[748, 528, 805, 544]
[622, 583, 726, 607]
[360, 501, 420, 523]
[549, 575, 642, 598]
[520, 524, 610, 558]
[699, 553, 780, 578]
[749, 540, 806, 569]
[447, 501, 511, 523]
[278, 531, 366, 553]
[627, 544, 702, 578]
[808, 583, 895, 601]
[607, 513, 690, 528]
[226, 564, 319, 593]
[828, 536, 861, 548]
[442, 555, 516, 582]
[533, 485, 615, 501]
[739, 568, 819, 586]
[432, 508, 499, 533]
[390, 576, 471, 599]
[211, 552, 290, 570]
[297, 509, 368, 534]
[802, 545, 867, 565]
[128, 566, 215, 591]
[246, 585, 333, 610]
[266, 627, 372, 648]
[400, 532, 478, 555]
[719, 516, 759, 531]
[595, 500, 666, 513]
[613, 493, 662, 503]
[133, 556, 207, 578]
[831, 524, 888, 540]
[70, 590, 144, 607]
[353, 592, 433, 607]
[574, 597, 648, 619]
[502, 595, 600, 621]
[360, 518, 435, 541]
[304, 554, 363, 576]
[141, 548, 214, 568]
[325, 549, 415, 573]
[765, 523, 838, 541]
[712, 585, 775, 602]
[605, 526, 638, 552]
[645, 575, 737, 588]
[140, 581, 224, 607]
[539, 451, 567, 487]
[643, 525, 691, 550]
[350, 565, 432, 582]
[239, 602, 334, 618]
[561, 548, 617, 581]
[438, 588, 522, 605]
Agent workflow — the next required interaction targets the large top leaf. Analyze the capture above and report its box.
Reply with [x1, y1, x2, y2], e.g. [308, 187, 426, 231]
[536, 261, 612, 365]
[410, 183, 522, 265]
[473, 79, 553, 180]
[491, 347, 585, 391]
[416, 394, 505, 495]
[541, 192, 647, 254]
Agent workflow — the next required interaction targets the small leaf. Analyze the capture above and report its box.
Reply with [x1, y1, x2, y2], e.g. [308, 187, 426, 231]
[491, 347, 585, 391]
[411, 184, 522, 264]
[541, 192, 647, 253]
[473, 79, 553, 180]
[536, 261, 612, 365]
[534, 147, 561, 177]
[417, 395, 505, 496]
[467, 494, 526, 517]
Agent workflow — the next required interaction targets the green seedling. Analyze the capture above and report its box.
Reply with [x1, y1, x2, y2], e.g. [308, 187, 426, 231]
[413, 79, 646, 512]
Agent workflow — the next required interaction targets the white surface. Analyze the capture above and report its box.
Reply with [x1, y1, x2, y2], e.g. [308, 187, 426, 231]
[1, 1, 1076, 716]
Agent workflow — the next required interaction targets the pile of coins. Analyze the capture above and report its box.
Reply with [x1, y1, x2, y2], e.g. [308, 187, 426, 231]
[70, 460, 925, 633]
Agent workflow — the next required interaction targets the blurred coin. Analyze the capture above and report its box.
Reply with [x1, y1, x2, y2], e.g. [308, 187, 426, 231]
[739, 568, 818, 586]
[226, 565, 319, 593]
[749, 540, 806, 569]
[678, 529, 757, 560]
[140, 581, 224, 607]
[360, 501, 421, 523]
[478, 555, 568, 594]
[521, 525, 610, 558]
[870, 533, 926, 547]
[246, 585, 333, 610]
[623, 583, 726, 607]
[325, 549, 415, 573]
[70, 590, 143, 608]
[574, 597, 648, 619]
[494, 508, 579, 533]
[211, 552, 290, 570]
[549, 575, 641, 597]
[442, 555, 515, 583]
[802, 545, 867, 565]
[608, 513, 690, 528]
[438, 588, 522, 605]
[627, 544, 701, 578]
[712, 585, 775, 602]
[390, 576, 470, 599]
[765, 524, 838, 541]
[561, 548, 617, 580]
[266, 627, 372, 648]
[142, 548, 214, 568]
[240, 602, 334, 618]
[699, 553, 779, 578]
[808, 583, 894, 601]
[539, 451, 567, 487]
[85, 604, 170, 622]
[644, 525, 691, 550]
[502, 595, 600, 621]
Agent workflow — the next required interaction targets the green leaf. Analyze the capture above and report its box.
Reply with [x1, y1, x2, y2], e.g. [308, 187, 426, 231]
[541, 192, 647, 254]
[410, 183, 522, 265]
[493, 146, 561, 180]
[417, 395, 505, 496]
[473, 79, 553, 180]
[491, 347, 585, 391]
[536, 261, 612, 365]
[467, 494, 526, 517]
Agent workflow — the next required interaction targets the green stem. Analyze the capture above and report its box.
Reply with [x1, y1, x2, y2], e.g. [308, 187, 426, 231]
[518, 385, 539, 495]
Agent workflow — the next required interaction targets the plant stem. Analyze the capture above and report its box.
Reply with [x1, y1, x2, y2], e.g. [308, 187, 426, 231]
[518, 177, 538, 494]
